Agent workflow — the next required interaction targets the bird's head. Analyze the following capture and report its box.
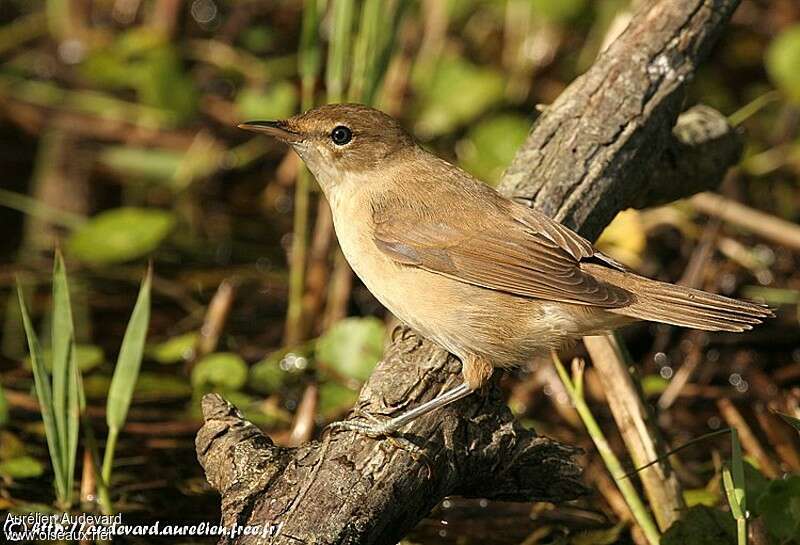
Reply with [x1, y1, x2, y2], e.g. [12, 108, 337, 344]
[239, 103, 416, 195]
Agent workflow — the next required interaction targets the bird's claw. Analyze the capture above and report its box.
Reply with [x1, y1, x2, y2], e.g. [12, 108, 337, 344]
[326, 408, 396, 438]
[326, 418, 392, 439]
[326, 410, 432, 476]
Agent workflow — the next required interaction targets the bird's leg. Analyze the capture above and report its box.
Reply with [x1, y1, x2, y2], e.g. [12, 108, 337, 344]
[327, 355, 493, 438]
[328, 382, 475, 438]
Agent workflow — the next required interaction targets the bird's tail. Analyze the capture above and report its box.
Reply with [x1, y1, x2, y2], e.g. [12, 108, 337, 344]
[582, 263, 774, 332]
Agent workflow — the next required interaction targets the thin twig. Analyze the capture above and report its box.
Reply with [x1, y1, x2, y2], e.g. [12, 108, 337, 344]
[552, 353, 661, 545]
[691, 191, 800, 251]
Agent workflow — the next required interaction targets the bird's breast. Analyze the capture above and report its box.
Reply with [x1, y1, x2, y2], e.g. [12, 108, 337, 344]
[329, 188, 450, 336]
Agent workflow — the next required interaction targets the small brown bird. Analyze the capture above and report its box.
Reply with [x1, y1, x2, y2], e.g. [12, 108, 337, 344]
[240, 104, 772, 436]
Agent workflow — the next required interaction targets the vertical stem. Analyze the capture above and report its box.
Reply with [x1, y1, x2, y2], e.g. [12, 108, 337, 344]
[737, 519, 746, 545]
[285, 0, 322, 345]
[584, 333, 685, 531]
[101, 427, 119, 487]
[82, 414, 113, 515]
[327, 0, 354, 104]
[553, 354, 661, 545]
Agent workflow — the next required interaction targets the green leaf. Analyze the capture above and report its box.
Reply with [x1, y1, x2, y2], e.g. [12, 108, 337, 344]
[457, 114, 530, 186]
[67, 207, 175, 265]
[728, 428, 747, 515]
[774, 410, 800, 435]
[98, 146, 183, 182]
[51, 252, 74, 460]
[241, 398, 292, 428]
[81, 28, 197, 122]
[24, 344, 105, 372]
[756, 476, 800, 542]
[413, 56, 505, 138]
[133, 373, 193, 400]
[191, 352, 248, 391]
[0, 456, 45, 479]
[235, 82, 298, 121]
[239, 25, 274, 54]
[103, 267, 150, 486]
[316, 317, 385, 381]
[662, 505, 737, 545]
[72, 344, 104, 372]
[318, 382, 358, 419]
[0, 431, 26, 460]
[83, 372, 192, 401]
[743, 461, 769, 516]
[106, 268, 151, 433]
[17, 283, 66, 502]
[146, 332, 197, 365]
[641, 374, 669, 396]
[50, 253, 81, 505]
[684, 488, 720, 508]
[766, 25, 800, 103]
[531, 0, 587, 23]
[249, 348, 298, 394]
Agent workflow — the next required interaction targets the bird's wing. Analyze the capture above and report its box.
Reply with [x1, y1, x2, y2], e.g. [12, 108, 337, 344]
[372, 194, 632, 308]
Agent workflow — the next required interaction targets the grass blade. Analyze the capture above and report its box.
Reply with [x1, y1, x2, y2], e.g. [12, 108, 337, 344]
[103, 266, 151, 484]
[51, 250, 75, 500]
[723, 428, 747, 545]
[348, 0, 382, 102]
[17, 282, 67, 505]
[326, 0, 355, 103]
[772, 409, 800, 435]
[730, 427, 746, 514]
[66, 343, 80, 506]
[348, 0, 404, 104]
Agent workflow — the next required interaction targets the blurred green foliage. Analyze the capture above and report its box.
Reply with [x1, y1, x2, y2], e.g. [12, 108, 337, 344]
[84, 372, 192, 401]
[67, 207, 175, 264]
[531, 0, 587, 23]
[146, 332, 198, 365]
[413, 55, 506, 138]
[235, 82, 298, 121]
[766, 25, 800, 103]
[81, 28, 198, 123]
[316, 316, 385, 382]
[191, 352, 248, 392]
[0, 456, 45, 479]
[24, 343, 104, 372]
[98, 147, 184, 185]
[662, 505, 737, 545]
[457, 113, 530, 185]
[756, 476, 800, 543]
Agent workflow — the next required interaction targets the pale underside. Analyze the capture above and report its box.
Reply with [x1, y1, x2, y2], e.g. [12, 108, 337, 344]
[327, 153, 635, 370]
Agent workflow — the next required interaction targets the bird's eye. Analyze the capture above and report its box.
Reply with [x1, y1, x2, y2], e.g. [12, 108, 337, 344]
[330, 125, 352, 146]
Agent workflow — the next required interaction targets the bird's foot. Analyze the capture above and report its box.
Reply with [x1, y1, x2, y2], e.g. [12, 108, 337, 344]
[326, 409, 432, 475]
[326, 408, 402, 438]
[329, 416, 433, 479]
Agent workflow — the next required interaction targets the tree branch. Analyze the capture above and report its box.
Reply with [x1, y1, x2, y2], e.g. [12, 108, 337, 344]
[196, 1, 743, 543]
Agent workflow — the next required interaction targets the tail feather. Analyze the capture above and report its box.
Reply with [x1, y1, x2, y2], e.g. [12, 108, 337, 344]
[582, 263, 773, 333]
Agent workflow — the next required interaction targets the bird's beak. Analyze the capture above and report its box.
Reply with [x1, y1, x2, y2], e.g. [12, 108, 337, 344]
[237, 120, 301, 143]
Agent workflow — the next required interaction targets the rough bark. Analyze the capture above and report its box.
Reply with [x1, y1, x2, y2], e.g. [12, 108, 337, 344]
[196, 0, 742, 543]
[499, 0, 741, 240]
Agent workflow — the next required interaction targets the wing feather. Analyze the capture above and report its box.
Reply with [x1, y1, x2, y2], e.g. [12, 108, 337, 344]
[372, 194, 632, 308]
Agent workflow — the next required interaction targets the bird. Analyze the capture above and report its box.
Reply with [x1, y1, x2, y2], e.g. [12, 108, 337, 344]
[239, 103, 772, 437]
